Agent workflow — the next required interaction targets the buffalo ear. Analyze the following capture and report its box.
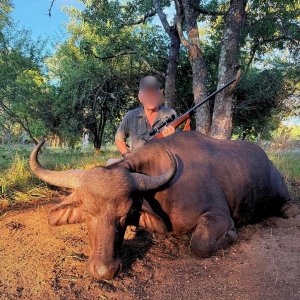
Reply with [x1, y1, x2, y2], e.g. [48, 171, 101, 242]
[49, 193, 85, 226]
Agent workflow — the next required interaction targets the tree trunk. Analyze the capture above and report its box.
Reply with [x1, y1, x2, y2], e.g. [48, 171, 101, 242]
[152, 0, 181, 109]
[90, 107, 107, 155]
[176, 0, 211, 135]
[164, 26, 180, 109]
[92, 123, 102, 155]
[50, 134, 62, 148]
[210, 0, 247, 139]
[93, 121, 102, 155]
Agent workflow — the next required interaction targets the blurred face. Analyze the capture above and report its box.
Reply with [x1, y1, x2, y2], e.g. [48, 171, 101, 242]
[138, 88, 164, 110]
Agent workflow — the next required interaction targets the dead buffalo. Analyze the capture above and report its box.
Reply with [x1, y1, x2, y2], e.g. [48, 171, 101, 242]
[29, 131, 297, 280]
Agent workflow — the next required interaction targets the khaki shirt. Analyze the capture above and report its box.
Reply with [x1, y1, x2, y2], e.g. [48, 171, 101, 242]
[115, 105, 177, 152]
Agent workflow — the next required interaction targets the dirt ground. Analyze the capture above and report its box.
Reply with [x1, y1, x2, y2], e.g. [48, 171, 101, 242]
[0, 199, 299, 300]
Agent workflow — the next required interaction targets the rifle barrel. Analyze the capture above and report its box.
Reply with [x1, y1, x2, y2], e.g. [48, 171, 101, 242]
[187, 77, 236, 115]
[148, 77, 237, 140]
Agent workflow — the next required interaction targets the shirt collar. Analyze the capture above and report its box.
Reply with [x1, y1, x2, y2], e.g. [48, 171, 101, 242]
[136, 105, 163, 118]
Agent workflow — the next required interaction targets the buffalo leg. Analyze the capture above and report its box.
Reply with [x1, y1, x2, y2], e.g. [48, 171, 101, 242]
[190, 212, 237, 257]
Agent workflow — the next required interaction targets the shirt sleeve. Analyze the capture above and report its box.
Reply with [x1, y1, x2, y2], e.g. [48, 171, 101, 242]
[115, 112, 130, 141]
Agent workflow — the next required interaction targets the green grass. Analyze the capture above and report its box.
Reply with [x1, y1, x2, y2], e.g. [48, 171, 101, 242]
[0, 143, 120, 208]
[0, 151, 54, 207]
[0, 142, 299, 210]
[268, 150, 300, 202]
[268, 151, 300, 182]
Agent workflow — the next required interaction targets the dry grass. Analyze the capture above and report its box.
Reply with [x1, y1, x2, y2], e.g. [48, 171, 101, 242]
[0, 142, 299, 210]
[0, 143, 119, 210]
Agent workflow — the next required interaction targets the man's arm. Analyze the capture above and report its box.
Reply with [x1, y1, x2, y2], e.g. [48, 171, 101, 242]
[115, 139, 130, 156]
[115, 112, 131, 157]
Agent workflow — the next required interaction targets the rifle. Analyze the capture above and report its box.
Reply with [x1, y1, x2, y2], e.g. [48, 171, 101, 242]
[148, 76, 237, 141]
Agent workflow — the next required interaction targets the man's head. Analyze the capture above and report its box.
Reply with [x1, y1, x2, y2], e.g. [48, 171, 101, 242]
[138, 75, 164, 110]
[29, 140, 176, 280]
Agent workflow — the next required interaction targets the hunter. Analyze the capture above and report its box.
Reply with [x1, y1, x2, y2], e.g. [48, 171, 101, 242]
[115, 75, 177, 158]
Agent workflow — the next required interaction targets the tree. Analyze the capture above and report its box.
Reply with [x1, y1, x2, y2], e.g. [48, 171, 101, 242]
[3, 0, 298, 148]
[152, 0, 181, 109]
[175, 0, 211, 134]
[0, 26, 50, 145]
[242, 0, 299, 76]
[233, 63, 299, 140]
[0, 0, 13, 30]
[47, 1, 170, 152]
[210, 0, 247, 139]
[173, 0, 299, 138]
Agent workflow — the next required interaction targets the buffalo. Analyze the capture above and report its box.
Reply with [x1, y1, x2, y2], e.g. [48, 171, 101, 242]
[29, 131, 298, 280]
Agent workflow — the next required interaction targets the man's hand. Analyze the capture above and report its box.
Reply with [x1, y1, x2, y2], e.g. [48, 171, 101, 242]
[161, 125, 176, 137]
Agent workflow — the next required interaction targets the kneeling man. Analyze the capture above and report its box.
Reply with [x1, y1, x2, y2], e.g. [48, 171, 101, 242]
[115, 75, 177, 158]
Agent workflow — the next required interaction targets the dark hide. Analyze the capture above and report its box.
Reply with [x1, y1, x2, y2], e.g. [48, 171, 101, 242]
[109, 131, 292, 256]
[30, 131, 295, 279]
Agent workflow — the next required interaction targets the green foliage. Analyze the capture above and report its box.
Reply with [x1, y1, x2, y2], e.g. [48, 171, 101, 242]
[205, 0, 300, 64]
[233, 68, 287, 140]
[243, 0, 300, 55]
[0, 0, 299, 148]
[0, 25, 53, 143]
[0, 0, 13, 30]
[268, 151, 300, 201]
[45, 1, 171, 149]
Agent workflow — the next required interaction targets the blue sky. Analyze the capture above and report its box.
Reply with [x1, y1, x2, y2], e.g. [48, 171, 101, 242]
[11, 0, 84, 44]
[11, 0, 173, 44]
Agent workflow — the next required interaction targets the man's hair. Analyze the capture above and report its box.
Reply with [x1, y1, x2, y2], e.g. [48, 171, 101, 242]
[139, 75, 161, 90]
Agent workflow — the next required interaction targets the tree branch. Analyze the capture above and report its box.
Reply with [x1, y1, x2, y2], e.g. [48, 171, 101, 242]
[152, 0, 171, 35]
[174, 0, 190, 49]
[93, 50, 165, 78]
[123, 9, 156, 26]
[137, 55, 166, 78]
[242, 35, 299, 80]
[192, 3, 225, 16]
[242, 43, 259, 80]
[0, 101, 38, 144]
[93, 50, 137, 60]
[48, 0, 55, 17]
[259, 35, 300, 45]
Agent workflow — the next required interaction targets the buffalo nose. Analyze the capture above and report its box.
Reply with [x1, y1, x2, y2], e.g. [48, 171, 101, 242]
[86, 259, 122, 280]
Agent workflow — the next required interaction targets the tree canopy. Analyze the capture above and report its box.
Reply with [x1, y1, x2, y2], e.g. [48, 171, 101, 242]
[0, 0, 299, 150]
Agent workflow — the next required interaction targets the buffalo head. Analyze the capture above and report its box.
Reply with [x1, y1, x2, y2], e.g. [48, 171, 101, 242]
[29, 140, 176, 280]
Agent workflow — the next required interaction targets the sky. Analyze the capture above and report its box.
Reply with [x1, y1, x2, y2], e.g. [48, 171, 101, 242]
[11, 0, 84, 45]
[11, 0, 174, 44]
